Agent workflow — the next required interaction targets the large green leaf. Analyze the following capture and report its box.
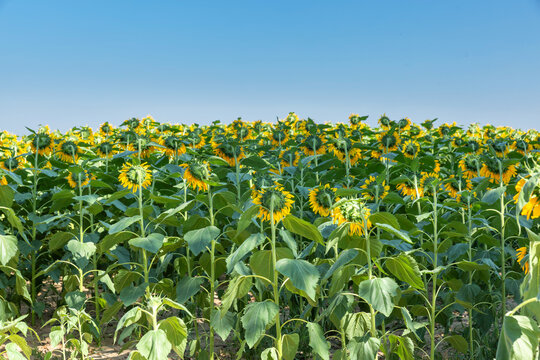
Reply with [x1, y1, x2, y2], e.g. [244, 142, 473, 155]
[176, 276, 204, 304]
[276, 258, 319, 299]
[357, 277, 399, 317]
[158, 316, 188, 357]
[348, 335, 380, 360]
[283, 215, 324, 246]
[322, 249, 358, 281]
[482, 186, 507, 205]
[496, 315, 539, 360]
[249, 248, 293, 282]
[66, 240, 96, 269]
[109, 216, 141, 234]
[226, 233, 265, 273]
[129, 233, 165, 254]
[0, 235, 18, 266]
[306, 322, 330, 360]
[374, 223, 412, 244]
[184, 226, 220, 256]
[369, 212, 400, 230]
[385, 253, 424, 290]
[210, 310, 235, 341]
[136, 329, 172, 360]
[241, 301, 279, 348]
[282, 333, 299, 360]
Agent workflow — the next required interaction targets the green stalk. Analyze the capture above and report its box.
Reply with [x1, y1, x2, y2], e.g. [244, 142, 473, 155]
[498, 161, 506, 323]
[430, 186, 438, 360]
[30, 144, 40, 324]
[138, 179, 149, 294]
[270, 203, 282, 359]
[364, 216, 377, 337]
[208, 185, 215, 360]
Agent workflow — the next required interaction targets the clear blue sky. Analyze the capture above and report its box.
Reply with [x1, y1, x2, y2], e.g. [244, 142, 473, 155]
[1, 0, 539, 133]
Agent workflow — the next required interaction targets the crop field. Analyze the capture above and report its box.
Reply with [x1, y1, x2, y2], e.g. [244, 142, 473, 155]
[0, 114, 539, 359]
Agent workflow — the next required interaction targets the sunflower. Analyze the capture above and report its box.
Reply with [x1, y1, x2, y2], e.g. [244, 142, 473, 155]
[117, 130, 138, 151]
[309, 184, 338, 217]
[419, 172, 440, 196]
[66, 169, 93, 188]
[378, 114, 392, 130]
[511, 139, 532, 155]
[270, 129, 289, 147]
[30, 131, 54, 156]
[444, 175, 472, 202]
[489, 139, 509, 157]
[332, 198, 372, 236]
[182, 161, 210, 192]
[118, 162, 152, 193]
[349, 114, 367, 130]
[136, 135, 157, 158]
[213, 142, 244, 167]
[466, 137, 483, 154]
[96, 141, 116, 158]
[377, 131, 401, 152]
[479, 158, 517, 184]
[401, 140, 420, 159]
[252, 184, 294, 224]
[160, 135, 186, 159]
[409, 125, 423, 138]
[330, 137, 360, 164]
[459, 154, 480, 179]
[57, 140, 81, 163]
[280, 149, 299, 167]
[0, 176, 7, 186]
[360, 176, 390, 201]
[452, 136, 465, 148]
[0, 156, 25, 171]
[514, 177, 540, 220]
[397, 179, 422, 199]
[303, 134, 325, 155]
[516, 247, 529, 274]
[186, 132, 206, 149]
[99, 122, 114, 137]
[397, 118, 411, 132]
[438, 122, 455, 137]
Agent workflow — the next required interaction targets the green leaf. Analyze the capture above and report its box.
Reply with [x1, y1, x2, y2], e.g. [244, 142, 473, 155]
[283, 215, 324, 246]
[385, 253, 424, 290]
[276, 259, 319, 299]
[369, 212, 400, 230]
[119, 282, 148, 306]
[158, 316, 188, 357]
[0, 235, 18, 266]
[282, 333, 299, 360]
[65, 240, 96, 269]
[250, 248, 294, 283]
[0, 185, 14, 207]
[456, 260, 490, 272]
[98, 231, 135, 254]
[136, 329, 172, 360]
[482, 187, 506, 205]
[129, 233, 165, 254]
[184, 226, 220, 256]
[241, 301, 279, 348]
[226, 233, 265, 273]
[176, 276, 204, 304]
[496, 315, 540, 360]
[65, 291, 86, 310]
[348, 335, 380, 360]
[261, 347, 279, 360]
[357, 277, 399, 317]
[443, 335, 468, 354]
[210, 310, 235, 341]
[237, 205, 260, 233]
[109, 216, 141, 234]
[5, 342, 26, 360]
[374, 223, 412, 244]
[48, 232, 74, 251]
[306, 322, 330, 360]
[322, 249, 358, 281]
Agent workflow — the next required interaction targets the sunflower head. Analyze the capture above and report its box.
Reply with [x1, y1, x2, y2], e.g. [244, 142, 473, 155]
[360, 175, 389, 201]
[377, 131, 400, 152]
[516, 247, 529, 274]
[97, 141, 115, 158]
[402, 140, 420, 159]
[0, 156, 23, 171]
[119, 162, 152, 192]
[309, 184, 337, 217]
[332, 198, 372, 236]
[183, 160, 210, 192]
[459, 154, 480, 179]
[252, 184, 294, 224]
[304, 134, 324, 155]
[378, 115, 392, 129]
[31, 132, 54, 155]
[397, 118, 411, 131]
[66, 168, 93, 188]
[57, 140, 81, 163]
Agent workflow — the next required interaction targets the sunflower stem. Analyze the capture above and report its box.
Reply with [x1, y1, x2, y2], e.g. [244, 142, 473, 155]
[270, 202, 283, 360]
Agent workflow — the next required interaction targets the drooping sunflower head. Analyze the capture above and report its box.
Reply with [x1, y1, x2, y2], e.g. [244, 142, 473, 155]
[118, 162, 153, 193]
[402, 140, 420, 159]
[280, 149, 299, 167]
[309, 184, 338, 217]
[161, 135, 186, 158]
[444, 175, 472, 202]
[66, 169, 93, 188]
[303, 134, 325, 155]
[99, 122, 114, 137]
[514, 177, 540, 220]
[332, 198, 372, 236]
[397, 179, 422, 199]
[330, 136, 354, 161]
[214, 141, 243, 166]
[378, 115, 392, 129]
[117, 130, 138, 151]
[480, 157, 517, 184]
[136, 135, 157, 158]
[182, 160, 210, 192]
[0, 156, 24, 171]
[397, 118, 411, 131]
[438, 123, 455, 137]
[516, 247, 529, 274]
[271, 129, 289, 146]
[186, 131, 206, 149]
[512, 139, 532, 155]
[252, 184, 294, 224]
[409, 125, 422, 138]
[420, 172, 440, 196]
[459, 154, 480, 179]
[377, 131, 401, 152]
[452, 136, 465, 148]
[30, 131, 54, 155]
[360, 175, 390, 201]
[97, 141, 115, 158]
[57, 140, 81, 163]
[489, 139, 509, 157]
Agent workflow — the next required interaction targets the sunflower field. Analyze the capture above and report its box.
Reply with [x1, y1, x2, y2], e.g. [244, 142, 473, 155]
[0, 114, 539, 360]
